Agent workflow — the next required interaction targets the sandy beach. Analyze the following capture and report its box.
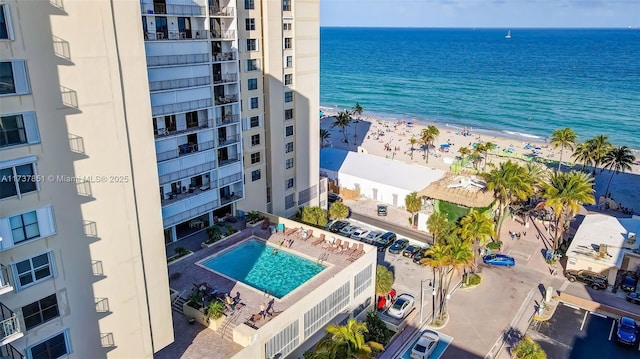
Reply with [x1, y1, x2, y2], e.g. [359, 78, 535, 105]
[320, 112, 640, 213]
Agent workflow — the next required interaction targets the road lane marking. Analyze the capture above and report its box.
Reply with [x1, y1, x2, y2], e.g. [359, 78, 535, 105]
[579, 310, 588, 331]
[609, 320, 616, 341]
[589, 311, 606, 318]
[562, 303, 580, 310]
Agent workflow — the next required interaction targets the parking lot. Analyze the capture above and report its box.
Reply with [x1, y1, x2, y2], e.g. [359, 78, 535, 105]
[527, 302, 640, 359]
[397, 330, 453, 359]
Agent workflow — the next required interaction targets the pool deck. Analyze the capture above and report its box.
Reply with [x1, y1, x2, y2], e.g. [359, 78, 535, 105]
[160, 224, 367, 359]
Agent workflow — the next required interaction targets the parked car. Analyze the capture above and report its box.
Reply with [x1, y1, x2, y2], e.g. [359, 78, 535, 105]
[373, 237, 394, 252]
[403, 245, 422, 258]
[388, 239, 409, 254]
[329, 220, 350, 233]
[410, 330, 440, 359]
[387, 293, 415, 319]
[482, 254, 515, 267]
[339, 225, 360, 237]
[616, 316, 638, 345]
[565, 269, 608, 290]
[377, 204, 387, 216]
[351, 228, 369, 240]
[626, 292, 640, 305]
[363, 231, 384, 244]
[377, 288, 397, 311]
[621, 276, 638, 292]
[328, 192, 343, 203]
[413, 246, 431, 265]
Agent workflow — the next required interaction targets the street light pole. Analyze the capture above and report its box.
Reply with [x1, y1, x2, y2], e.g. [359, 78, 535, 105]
[419, 279, 432, 324]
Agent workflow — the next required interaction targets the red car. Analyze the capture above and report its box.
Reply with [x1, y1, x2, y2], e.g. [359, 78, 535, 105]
[377, 288, 397, 310]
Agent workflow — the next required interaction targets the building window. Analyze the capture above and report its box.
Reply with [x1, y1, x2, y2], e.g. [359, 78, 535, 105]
[251, 134, 260, 146]
[23, 294, 60, 331]
[246, 39, 257, 52]
[247, 78, 258, 90]
[286, 158, 294, 169]
[283, 23, 292, 31]
[0, 60, 29, 95]
[283, 0, 291, 11]
[250, 116, 260, 128]
[285, 56, 293, 68]
[13, 252, 54, 290]
[10, 211, 40, 244]
[250, 97, 259, 109]
[285, 142, 293, 153]
[27, 330, 71, 359]
[284, 38, 293, 49]
[0, 162, 38, 199]
[0, 4, 12, 40]
[285, 125, 294, 137]
[251, 169, 261, 182]
[244, 0, 255, 10]
[0, 114, 26, 147]
[284, 74, 293, 86]
[284, 91, 293, 103]
[246, 59, 258, 72]
[285, 194, 295, 209]
[251, 152, 261, 164]
[245, 18, 255, 31]
[285, 109, 294, 120]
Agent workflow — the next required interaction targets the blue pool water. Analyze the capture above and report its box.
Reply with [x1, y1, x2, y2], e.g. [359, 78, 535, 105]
[200, 239, 325, 298]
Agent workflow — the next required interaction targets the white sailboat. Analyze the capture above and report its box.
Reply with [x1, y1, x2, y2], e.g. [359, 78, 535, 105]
[505, 30, 511, 39]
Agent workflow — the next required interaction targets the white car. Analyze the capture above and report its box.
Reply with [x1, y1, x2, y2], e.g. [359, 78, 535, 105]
[387, 293, 414, 319]
[363, 231, 383, 244]
[410, 330, 440, 359]
[351, 228, 369, 240]
[339, 225, 360, 237]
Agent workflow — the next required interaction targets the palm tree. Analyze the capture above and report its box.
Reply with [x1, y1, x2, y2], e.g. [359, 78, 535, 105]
[571, 141, 592, 172]
[482, 142, 495, 171]
[329, 201, 349, 220]
[375, 265, 393, 295]
[457, 209, 495, 270]
[472, 143, 485, 170]
[483, 161, 533, 239]
[351, 103, 363, 142]
[421, 125, 440, 163]
[540, 171, 595, 250]
[314, 319, 379, 359]
[332, 110, 352, 144]
[457, 146, 471, 160]
[440, 239, 473, 317]
[408, 137, 418, 160]
[511, 336, 547, 359]
[588, 135, 614, 174]
[405, 192, 422, 227]
[602, 146, 635, 198]
[550, 127, 578, 172]
[320, 129, 331, 147]
[427, 212, 449, 244]
[523, 162, 547, 195]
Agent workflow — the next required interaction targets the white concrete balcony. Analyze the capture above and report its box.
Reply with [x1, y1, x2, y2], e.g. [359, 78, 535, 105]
[161, 183, 217, 207]
[214, 94, 238, 106]
[141, 3, 206, 16]
[212, 51, 237, 62]
[152, 98, 212, 117]
[149, 76, 211, 92]
[218, 172, 242, 187]
[217, 134, 241, 147]
[218, 153, 241, 167]
[213, 73, 237, 85]
[215, 113, 239, 126]
[145, 30, 208, 41]
[155, 120, 213, 138]
[162, 195, 220, 228]
[0, 267, 13, 297]
[209, 6, 234, 17]
[0, 306, 22, 346]
[219, 190, 243, 206]
[158, 161, 217, 186]
[156, 140, 216, 162]
[147, 53, 210, 67]
[210, 30, 235, 40]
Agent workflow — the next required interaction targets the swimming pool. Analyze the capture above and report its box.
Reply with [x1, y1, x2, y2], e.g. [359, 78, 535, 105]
[200, 239, 325, 298]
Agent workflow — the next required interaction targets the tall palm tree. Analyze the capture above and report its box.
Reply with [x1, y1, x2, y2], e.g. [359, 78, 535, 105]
[602, 146, 635, 198]
[404, 192, 422, 227]
[351, 103, 363, 142]
[523, 162, 548, 195]
[421, 125, 440, 163]
[588, 135, 614, 174]
[482, 142, 495, 171]
[550, 128, 578, 172]
[332, 110, 352, 144]
[314, 319, 378, 359]
[457, 146, 471, 160]
[511, 336, 547, 359]
[440, 239, 473, 317]
[472, 143, 485, 170]
[421, 241, 449, 320]
[483, 161, 533, 239]
[408, 137, 418, 160]
[375, 265, 393, 296]
[320, 128, 331, 147]
[457, 209, 496, 270]
[571, 141, 592, 172]
[540, 171, 595, 250]
[427, 212, 449, 244]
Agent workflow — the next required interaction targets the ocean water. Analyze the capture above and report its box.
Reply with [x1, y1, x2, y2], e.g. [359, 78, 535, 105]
[320, 28, 640, 148]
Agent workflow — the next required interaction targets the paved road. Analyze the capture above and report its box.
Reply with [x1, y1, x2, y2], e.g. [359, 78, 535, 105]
[349, 211, 434, 245]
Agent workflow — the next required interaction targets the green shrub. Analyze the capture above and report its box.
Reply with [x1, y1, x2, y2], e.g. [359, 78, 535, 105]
[175, 247, 190, 256]
[467, 273, 481, 286]
[486, 241, 503, 251]
[206, 300, 226, 320]
[363, 311, 394, 346]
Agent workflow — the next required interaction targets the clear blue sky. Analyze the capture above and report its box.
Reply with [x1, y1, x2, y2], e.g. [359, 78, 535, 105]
[320, 0, 640, 28]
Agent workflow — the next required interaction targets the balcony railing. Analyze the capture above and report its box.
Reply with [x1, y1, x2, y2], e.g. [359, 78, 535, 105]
[0, 343, 23, 359]
[218, 154, 241, 167]
[218, 172, 242, 187]
[213, 51, 237, 62]
[142, 3, 206, 16]
[155, 121, 212, 138]
[210, 30, 235, 40]
[0, 304, 22, 345]
[156, 140, 216, 162]
[213, 73, 238, 84]
[159, 161, 216, 185]
[220, 190, 243, 206]
[147, 53, 210, 67]
[218, 134, 241, 147]
[0, 266, 13, 297]
[152, 98, 212, 117]
[209, 6, 235, 17]
[215, 94, 238, 106]
[163, 199, 220, 228]
[149, 76, 211, 92]
[161, 183, 217, 207]
[145, 30, 208, 41]
[215, 114, 240, 126]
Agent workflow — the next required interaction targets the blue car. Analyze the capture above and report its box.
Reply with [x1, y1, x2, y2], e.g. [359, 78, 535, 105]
[482, 254, 515, 267]
[616, 316, 638, 345]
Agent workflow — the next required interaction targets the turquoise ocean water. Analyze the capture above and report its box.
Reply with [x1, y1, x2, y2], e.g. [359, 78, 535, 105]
[320, 28, 640, 148]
